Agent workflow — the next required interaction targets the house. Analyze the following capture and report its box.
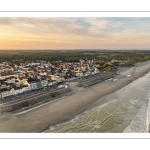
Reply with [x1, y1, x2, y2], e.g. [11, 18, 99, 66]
[17, 77, 28, 85]
[14, 85, 29, 95]
[9, 89, 15, 96]
[5, 77, 16, 84]
[47, 80, 53, 86]
[41, 77, 48, 87]
[1, 90, 10, 98]
[5, 83, 14, 89]
[30, 63, 41, 66]
[27, 78, 37, 90]
[0, 81, 7, 89]
[83, 70, 91, 77]
[39, 72, 47, 76]
[62, 69, 68, 74]
[47, 76, 53, 86]
[0, 72, 18, 80]
[0, 69, 5, 73]
[36, 79, 42, 89]
[56, 76, 65, 83]
[30, 82, 37, 90]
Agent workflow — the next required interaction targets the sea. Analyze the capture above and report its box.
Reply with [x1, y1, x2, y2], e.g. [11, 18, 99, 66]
[46, 71, 150, 133]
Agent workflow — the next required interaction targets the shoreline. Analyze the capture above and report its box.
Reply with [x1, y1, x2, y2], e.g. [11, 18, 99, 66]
[0, 61, 150, 132]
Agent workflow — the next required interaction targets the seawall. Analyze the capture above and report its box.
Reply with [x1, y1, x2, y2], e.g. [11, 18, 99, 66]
[1, 86, 72, 112]
[77, 73, 115, 87]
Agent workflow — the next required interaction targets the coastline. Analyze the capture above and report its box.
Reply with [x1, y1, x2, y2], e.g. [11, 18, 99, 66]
[0, 61, 150, 132]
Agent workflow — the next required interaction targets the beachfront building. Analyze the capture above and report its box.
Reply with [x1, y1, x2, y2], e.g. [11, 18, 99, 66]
[13, 85, 29, 95]
[41, 77, 48, 87]
[0, 58, 101, 98]
[0, 73, 18, 80]
[27, 78, 38, 91]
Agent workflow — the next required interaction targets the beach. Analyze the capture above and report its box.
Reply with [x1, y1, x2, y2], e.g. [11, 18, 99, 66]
[0, 61, 150, 132]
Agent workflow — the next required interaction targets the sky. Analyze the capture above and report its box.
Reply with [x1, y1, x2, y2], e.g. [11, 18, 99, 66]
[0, 17, 150, 50]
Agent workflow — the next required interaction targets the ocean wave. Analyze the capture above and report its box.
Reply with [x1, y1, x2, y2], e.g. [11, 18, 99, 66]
[45, 72, 150, 133]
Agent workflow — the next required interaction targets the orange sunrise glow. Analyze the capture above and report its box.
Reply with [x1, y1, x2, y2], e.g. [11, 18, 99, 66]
[0, 17, 150, 50]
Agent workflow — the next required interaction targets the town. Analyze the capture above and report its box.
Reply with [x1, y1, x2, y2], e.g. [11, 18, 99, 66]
[1, 50, 150, 102]
[0, 58, 102, 100]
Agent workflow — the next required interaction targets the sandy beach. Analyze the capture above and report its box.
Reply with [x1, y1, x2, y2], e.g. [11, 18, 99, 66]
[0, 61, 150, 132]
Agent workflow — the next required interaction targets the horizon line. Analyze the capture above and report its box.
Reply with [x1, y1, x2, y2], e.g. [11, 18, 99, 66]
[0, 49, 150, 51]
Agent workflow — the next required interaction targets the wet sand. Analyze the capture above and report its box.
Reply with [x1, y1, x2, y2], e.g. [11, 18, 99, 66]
[0, 61, 150, 132]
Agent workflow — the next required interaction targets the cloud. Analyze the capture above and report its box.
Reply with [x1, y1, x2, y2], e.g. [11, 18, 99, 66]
[0, 17, 109, 37]
[0, 17, 150, 49]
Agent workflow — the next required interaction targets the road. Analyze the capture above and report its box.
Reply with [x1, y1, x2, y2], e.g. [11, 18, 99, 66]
[1, 84, 59, 103]
[2, 87, 66, 108]
[1, 73, 113, 108]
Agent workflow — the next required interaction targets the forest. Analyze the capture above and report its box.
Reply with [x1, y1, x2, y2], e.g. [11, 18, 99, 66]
[0, 50, 150, 70]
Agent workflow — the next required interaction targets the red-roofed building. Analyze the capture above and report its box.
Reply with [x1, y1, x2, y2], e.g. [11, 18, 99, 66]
[0, 73, 18, 80]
